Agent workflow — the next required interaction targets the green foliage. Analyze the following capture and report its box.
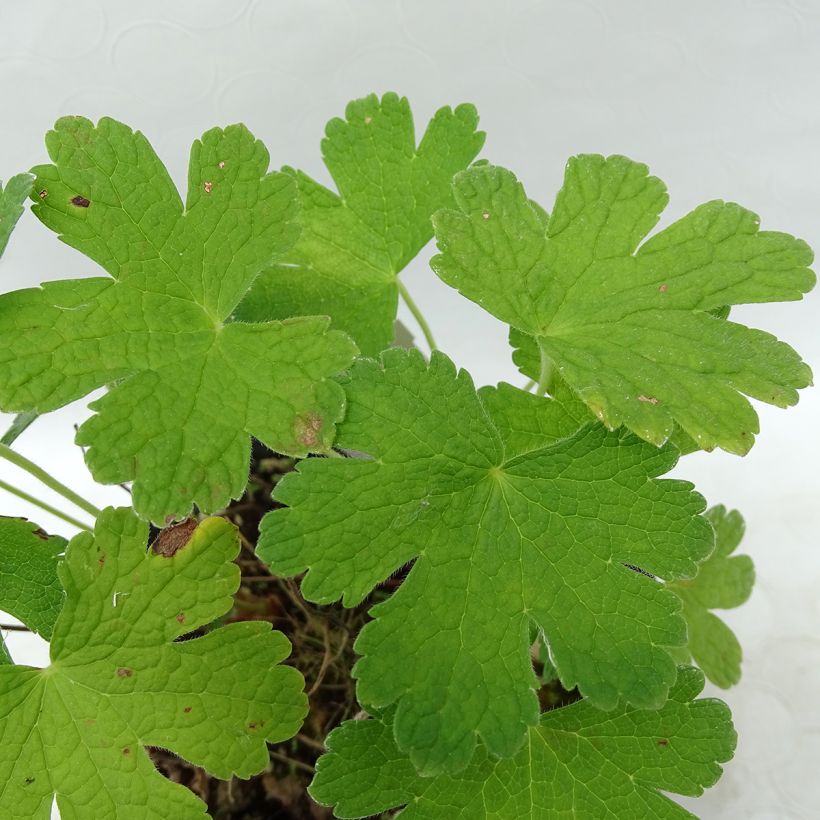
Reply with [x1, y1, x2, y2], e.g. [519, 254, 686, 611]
[310, 667, 736, 819]
[234, 92, 484, 354]
[258, 349, 714, 774]
[0, 117, 357, 523]
[0, 507, 306, 818]
[0, 93, 806, 818]
[431, 157, 815, 454]
[669, 505, 754, 688]
[0, 173, 33, 258]
[0, 517, 65, 647]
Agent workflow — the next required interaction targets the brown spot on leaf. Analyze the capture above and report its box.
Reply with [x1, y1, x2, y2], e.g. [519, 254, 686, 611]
[248, 722, 257, 730]
[659, 283, 668, 293]
[176, 612, 186, 623]
[203, 181, 213, 193]
[151, 518, 198, 557]
[218, 161, 225, 169]
[122, 747, 131, 756]
[482, 211, 490, 220]
[70, 195, 90, 208]
[657, 738, 669, 747]
[97, 553, 106, 568]
[183, 706, 192, 713]
[293, 413, 323, 449]
[24, 777, 34, 785]
[85, 719, 96, 725]
[116, 667, 133, 678]
[38, 189, 48, 199]
[637, 395, 658, 405]
[364, 116, 372, 124]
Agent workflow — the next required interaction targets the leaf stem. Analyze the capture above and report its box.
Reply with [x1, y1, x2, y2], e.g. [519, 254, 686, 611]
[522, 379, 536, 392]
[0, 478, 93, 531]
[0, 410, 39, 446]
[536, 340, 553, 397]
[397, 280, 437, 352]
[0, 444, 101, 519]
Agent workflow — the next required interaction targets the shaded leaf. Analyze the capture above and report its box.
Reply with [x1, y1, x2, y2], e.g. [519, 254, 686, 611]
[234, 92, 484, 355]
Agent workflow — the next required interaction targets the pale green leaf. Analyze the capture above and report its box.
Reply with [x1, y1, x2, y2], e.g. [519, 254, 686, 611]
[310, 667, 735, 819]
[0, 173, 34, 258]
[0, 517, 65, 647]
[0, 117, 357, 522]
[258, 349, 713, 774]
[669, 505, 754, 688]
[0, 507, 307, 818]
[234, 92, 485, 355]
[432, 157, 815, 454]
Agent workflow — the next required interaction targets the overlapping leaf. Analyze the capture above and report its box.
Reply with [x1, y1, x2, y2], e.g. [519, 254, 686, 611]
[0, 507, 307, 818]
[0, 517, 65, 650]
[431, 156, 815, 454]
[310, 667, 735, 819]
[0, 173, 33, 258]
[0, 117, 358, 522]
[258, 349, 713, 774]
[669, 505, 754, 687]
[234, 92, 485, 354]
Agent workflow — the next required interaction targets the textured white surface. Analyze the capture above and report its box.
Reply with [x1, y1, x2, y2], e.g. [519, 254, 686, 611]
[0, 1, 818, 817]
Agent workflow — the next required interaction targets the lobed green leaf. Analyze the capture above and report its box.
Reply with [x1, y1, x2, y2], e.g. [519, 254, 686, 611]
[310, 667, 736, 819]
[258, 349, 713, 774]
[669, 505, 754, 687]
[431, 157, 815, 454]
[0, 507, 307, 818]
[0, 117, 358, 522]
[234, 92, 485, 354]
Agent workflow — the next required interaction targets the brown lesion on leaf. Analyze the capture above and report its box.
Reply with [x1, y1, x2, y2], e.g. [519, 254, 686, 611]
[122, 747, 131, 756]
[659, 283, 668, 293]
[637, 395, 659, 405]
[657, 737, 670, 747]
[24, 777, 34, 785]
[176, 612, 186, 624]
[183, 706, 192, 713]
[203, 181, 213, 194]
[292, 413, 323, 450]
[151, 518, 198, 557]
[116, 667, 133, 678]
[97, 553, 106, 568]
[70, 195, 90, 208]
[37, 189, 48, 199]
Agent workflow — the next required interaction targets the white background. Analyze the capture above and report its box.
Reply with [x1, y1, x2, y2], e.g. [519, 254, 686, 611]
[0, 2, 818, 817]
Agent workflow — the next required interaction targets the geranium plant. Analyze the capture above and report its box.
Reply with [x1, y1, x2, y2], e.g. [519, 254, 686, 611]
[0, 92, 812, 819]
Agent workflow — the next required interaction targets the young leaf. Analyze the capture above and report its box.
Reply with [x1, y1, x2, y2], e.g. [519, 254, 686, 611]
[0, 117, 358, 523]
[258, 349, 713, 774]
[0, 517, 65, 645]
[234, 92, 485, 355]
[0, 507, 307, 818]
[669, 505, 754, 688]
[431, 158, 815, 454]
[0, 173, 34, 258]
[310, 667, 735, 820]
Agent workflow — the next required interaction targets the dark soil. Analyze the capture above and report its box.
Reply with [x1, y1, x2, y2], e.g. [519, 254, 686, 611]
[149, 440, 579, 819]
